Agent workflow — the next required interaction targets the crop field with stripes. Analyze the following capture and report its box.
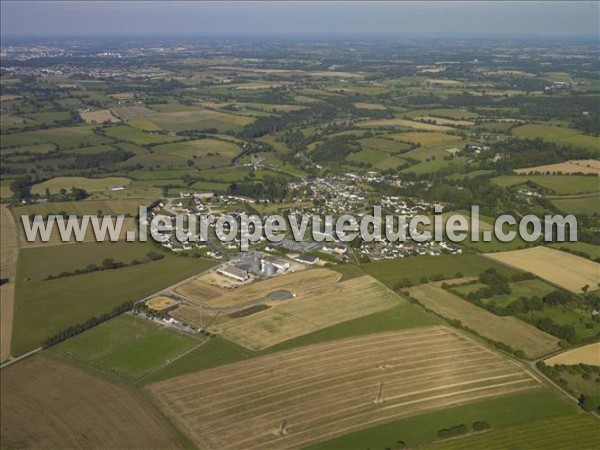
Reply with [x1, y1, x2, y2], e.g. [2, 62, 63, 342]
[147, 326, 542, 450]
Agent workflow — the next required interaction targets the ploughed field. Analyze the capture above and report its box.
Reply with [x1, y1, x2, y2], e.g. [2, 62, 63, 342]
[147, 326, 541, 450]
[1, 355, 184, 449]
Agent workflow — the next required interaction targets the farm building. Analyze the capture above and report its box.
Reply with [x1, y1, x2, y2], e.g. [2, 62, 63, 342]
[217, 265, 250, 282]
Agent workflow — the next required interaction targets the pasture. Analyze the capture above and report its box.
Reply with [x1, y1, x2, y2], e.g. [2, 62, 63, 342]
[482, 279, 557, 308]
[31, 176, 131, 195]
[11, 255, 216, 355]
[363, 254, 517, 289]
[148, 109, 254, 133]
[214, 275, 401, 350]
[425, 414, 600, 450]
[347, 148, 408, 169]
[491, 175, 600, 195]
[310, 390, 577, 450]
[486, 247, 600, 293]
[511, 124, 600, 151]
[1, 355, 185, 449]
[147, 326, 541, 450]
[52, 314, 200, 380]
[389, 132, 462, 146]
[11, 199, 141, 217]
[103, 125, 182, 145]
[407, 282, 560, 358]
[152, 138, 241, 168]
[17, 241, 151, 281]
[0, 125, 111, 149]
[549, 241, 600, 260]
[550, 192, 600, 215]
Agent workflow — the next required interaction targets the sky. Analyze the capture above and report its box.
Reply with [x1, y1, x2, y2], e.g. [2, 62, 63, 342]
[1, 1, 598, 39]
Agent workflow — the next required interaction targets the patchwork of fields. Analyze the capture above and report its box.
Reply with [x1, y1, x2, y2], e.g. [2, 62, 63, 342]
[215, 275, 401, 350]
[407, 281, 560, 358]
[147, 326, 541, 450]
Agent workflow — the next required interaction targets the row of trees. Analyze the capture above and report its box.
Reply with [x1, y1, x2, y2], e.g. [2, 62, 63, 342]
[42, 301, 133, 349]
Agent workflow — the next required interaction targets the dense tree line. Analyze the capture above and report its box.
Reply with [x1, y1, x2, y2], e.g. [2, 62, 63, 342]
[42, 301, 133, 349]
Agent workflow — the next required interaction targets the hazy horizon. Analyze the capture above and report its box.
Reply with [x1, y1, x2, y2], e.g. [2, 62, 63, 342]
[1, 1, 598, 39]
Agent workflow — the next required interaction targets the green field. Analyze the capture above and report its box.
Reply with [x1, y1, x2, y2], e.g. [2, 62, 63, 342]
[460, 232, 538, 253]
[103, 125, 183, 145]
[550, 193, 600, 215]
[152, 138, 241, 169]
[0, 126, 111, 149]
[31, 176, 132, 195]
[402, 157, 466, 175]
[12, 255, 216, 355]
[362, 254, 519, 288]
[17, 242, 152, 281]
[483, 279, 557, 307]
[512, 124, 600, 151]
[549, 241, 600, 260]
[426, 414, 600, 450]
[390, 132, 462, 146]
[309, 390, 581, 450]
[51, 314, 200, 380]
[11, 199, 141, 217]
[149, 109, 254, 133]
[492, 175, 600, 195]
[347, 148, 408, 169]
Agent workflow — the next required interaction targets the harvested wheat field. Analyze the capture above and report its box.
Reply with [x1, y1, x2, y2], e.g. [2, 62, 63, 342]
[408, 282, 560, 358]
[354, 102, 388, 110]
[147, 326, 541, 450]
[175, 268, 340, 308]
[358, 118, 451, 131]
[545, 342, 600, 366]
[79, 109, 121, 124]
[487, 246, 600, 293]
[514, 159, 600, 175]
[1, 355, 184, 449]
[214, 275, 399, 350]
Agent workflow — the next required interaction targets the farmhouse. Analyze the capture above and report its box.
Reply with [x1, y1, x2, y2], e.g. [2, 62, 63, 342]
[217, 265, 250, 282]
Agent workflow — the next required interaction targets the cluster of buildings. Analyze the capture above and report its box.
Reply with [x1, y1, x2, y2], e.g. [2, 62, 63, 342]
[215, 252, 291, 282]
[359, 240, 462, 261]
